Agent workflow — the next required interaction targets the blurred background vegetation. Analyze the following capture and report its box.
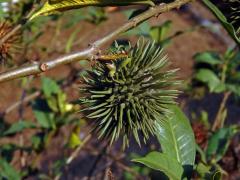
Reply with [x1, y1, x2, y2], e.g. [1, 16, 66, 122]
[0, 0, 239, 179]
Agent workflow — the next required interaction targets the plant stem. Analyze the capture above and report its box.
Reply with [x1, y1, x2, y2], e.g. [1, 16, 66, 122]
[66, 134, 92, 165]
[0, 0, 192, 83]
[0, 91, 40, 117]
[53, 134, 91, 180]
[87, 143, 108, 180]
[212, 91, 231, 131]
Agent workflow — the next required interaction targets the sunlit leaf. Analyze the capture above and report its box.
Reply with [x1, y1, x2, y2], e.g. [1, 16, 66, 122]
[30, 0, 155, 20]
[68, 132, 82, 148]
[156, 105, 196, 166]
[195, 69, 225, 93]
[133, 152, 184, 180]
[41, 77, 60, 97]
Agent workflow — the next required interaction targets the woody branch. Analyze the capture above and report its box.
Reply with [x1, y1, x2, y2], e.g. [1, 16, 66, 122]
[0, 0, 191, 83]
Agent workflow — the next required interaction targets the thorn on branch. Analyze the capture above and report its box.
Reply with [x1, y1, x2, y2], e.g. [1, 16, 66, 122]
[154, 13, 161, 18]
[176, 0, 183, 10]
[132, 19, 138, 27]
[39, 63, 48, 72]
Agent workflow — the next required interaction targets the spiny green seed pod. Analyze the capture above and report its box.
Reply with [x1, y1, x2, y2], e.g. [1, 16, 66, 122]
[0, 21, 22, 63]
[79, 38, 180, 148]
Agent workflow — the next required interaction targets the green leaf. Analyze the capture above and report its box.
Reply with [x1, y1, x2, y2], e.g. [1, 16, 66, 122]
[85, 7, 107, 24]
[206, 126, 239, 162]
[41, 77, 60, 97]
[149, 20, 172, 45]
[196, 144, 207, 164]
[31, 135, 42, 150]
[68, 132, 82, 148]
[30, 0, 155, 20]
[194, 52, 222, 66]
[32, 98, 56, 129]
[0, 158, 21, 180]
[133, 152, 184, 180]
[226, 84, 240, 97]
[65, 28, 81, 53]
[4, 121, 36, 135]
[41, 77, 68, 113]
[156, 105, 196, 166]
[202, 0, 240, 45]
[33, 110, 55, 129]
[124, 21, 151, 36]
[196, 162, 211, 177]
[195, 69, 225, 93]
[195, 163, 221, 180]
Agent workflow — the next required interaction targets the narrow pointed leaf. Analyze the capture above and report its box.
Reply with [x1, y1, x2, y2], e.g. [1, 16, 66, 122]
[31, 0, 155, 20]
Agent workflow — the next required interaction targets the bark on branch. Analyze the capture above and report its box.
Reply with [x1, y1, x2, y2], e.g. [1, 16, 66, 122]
[0, 0, 191, 83]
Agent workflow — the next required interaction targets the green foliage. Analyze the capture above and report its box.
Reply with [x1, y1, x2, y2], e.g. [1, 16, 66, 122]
[63, 6, 107, 29]
[193, 49, 240, 96]
[133, 106, 196, 179]
[133, 152, 184, 180]
[4, 120, 36, 135]
[123, 17, 173, 47]
[195, 162, 221, 180]
[195, 68, 224, 93]
[203, 0, 239, 44]
[156, 105, 196, 166]
[124, 154, 150, 179]
[33, 77, 75, 129]
[1, 0, 239, 179]
[86, 7, 107, 24]
[149, 20, 173, 47]
[194, 52, 222, 66]
[79, 38, 179, 147]
[123, 9, 151, 36]
[41, 77, 73, 115]
[0, 158, 21, 180]
[30, 0, 155, 20]
[206, 126, 239, 162]
[68, 132, 82, 148]
[33, 104, 56, 129]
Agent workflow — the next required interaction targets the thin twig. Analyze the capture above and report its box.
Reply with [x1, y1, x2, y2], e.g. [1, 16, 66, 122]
[0, 65, 79, 117]
[0, 0, 192, 83]
[66, 134, 92, 165]
[18, 88, 27, 169]
[54, 134, 92, 180]
[116, 161, 143, 179]
[83, 146, 142, 179]
[0, 91, 41, 117]
[212, 91, 231, 131]
[87, 143, 108, 180]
